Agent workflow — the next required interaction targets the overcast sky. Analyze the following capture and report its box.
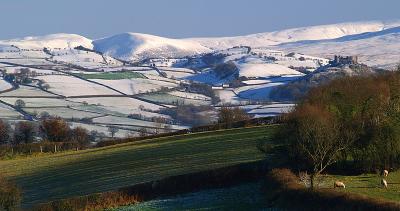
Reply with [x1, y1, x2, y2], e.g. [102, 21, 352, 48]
[1, 0, 399, 39]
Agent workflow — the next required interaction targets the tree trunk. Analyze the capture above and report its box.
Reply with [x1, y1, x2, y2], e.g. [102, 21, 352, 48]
[310, 174, 315, 189]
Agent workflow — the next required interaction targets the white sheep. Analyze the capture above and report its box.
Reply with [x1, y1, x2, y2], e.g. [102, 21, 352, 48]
[381, 178, 388, 188]
[334, 181, 346, 189]
[383, 169, 389, 177]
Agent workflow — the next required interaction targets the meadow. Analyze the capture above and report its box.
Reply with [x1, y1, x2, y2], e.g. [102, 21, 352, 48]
[323, 172, 400, 203]
[77, 72, 145, 80]
[0, 126, 275, 207]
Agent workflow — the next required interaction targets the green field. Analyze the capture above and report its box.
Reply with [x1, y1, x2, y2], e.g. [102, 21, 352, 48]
[77, 72, 145, 80]
[322, 172, 400, 203]
[0, 126, 275, 207]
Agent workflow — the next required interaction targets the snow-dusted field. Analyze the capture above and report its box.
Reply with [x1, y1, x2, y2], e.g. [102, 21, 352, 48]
[1, 97, 81, 107]
[70, 122, 137, 138]
[92, 115, 185, 130]
[92, 78, 178, 95]
[36, 75, 120, 96]
[237, 63, 301, 78]
[0, 85, 55, 97]
[69, 97, 162, 112]
[168, 91, 211, 101]
[0, 78, 12, 92]
[0, 103, 22, 119]
[24, 107, 102, 119]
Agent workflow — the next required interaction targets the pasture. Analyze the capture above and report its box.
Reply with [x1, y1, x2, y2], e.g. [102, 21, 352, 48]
[322, 171, 400, 203]
[0, 126, 275, 207]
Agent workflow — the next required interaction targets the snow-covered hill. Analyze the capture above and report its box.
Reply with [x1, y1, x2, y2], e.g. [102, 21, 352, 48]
[93, 33, 211, 61]
[188, 21, 400, 49]
[0, 33, 93, 49]
[276, 26, 400, 68]
[0, 20, 398, 67]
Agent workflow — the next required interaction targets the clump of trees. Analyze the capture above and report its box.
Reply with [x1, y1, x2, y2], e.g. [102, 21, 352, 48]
[0, 117, 94, 157]
[275, 71, 400, 188]
[161, 105, 214, 127]
[218, 106, 251, 128]
[214, 62, 238, 79]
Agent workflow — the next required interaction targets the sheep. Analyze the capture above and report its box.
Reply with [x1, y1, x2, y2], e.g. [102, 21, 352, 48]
[334, 181, 346, 189]
[383, 169, 389, 177]
[381, 178, 388, 188]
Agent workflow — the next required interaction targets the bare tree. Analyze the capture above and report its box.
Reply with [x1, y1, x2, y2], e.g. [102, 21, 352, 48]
[108, 126, 119, 138]
[283, 104, 355, 188]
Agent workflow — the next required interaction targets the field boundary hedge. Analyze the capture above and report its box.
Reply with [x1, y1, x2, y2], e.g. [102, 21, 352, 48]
[97, 116, 278, 147]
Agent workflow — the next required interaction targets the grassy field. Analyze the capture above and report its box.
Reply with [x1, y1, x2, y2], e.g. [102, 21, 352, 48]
[77, 72, 145, 80]
[0, 126, 275, 207]
[320, 172, 400, 203]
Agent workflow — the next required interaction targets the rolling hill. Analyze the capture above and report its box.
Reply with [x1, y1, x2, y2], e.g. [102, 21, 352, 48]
[93, 33, 211, 61]
[0, 126, 275, 207]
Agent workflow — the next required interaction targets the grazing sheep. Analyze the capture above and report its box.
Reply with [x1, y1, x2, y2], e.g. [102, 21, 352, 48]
[383, 169, 389, 177]
[334, 181, 346, 189]
[381, 179, 388, 188]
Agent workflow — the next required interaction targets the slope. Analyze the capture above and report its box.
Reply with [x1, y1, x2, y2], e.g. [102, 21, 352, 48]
[188, 20, 400, 50]
[0, 33, 93, 49]
[93, 33, 211, 61]
[0, 126, 275, 207]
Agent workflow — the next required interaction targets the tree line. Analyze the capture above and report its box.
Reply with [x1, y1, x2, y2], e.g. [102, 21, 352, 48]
[274, 69, 400, 188]
[0, 117, 92, 150]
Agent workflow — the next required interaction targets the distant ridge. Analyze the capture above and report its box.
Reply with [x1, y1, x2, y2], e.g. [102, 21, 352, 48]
[0, 20, 399, 66]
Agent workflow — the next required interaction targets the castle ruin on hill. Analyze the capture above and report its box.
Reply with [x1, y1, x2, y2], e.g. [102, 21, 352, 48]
[329, 55, 358, 66]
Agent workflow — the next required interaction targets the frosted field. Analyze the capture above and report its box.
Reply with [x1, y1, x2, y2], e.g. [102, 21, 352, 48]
[139, 93, 212, 106]
[70, 122, 138, 138]
[24, 107, 102, 119]
[185, 69, 230, 86]
[248, 103, 295, 115]
[69, 97, 162, 111]
[168, 91, 211, 101]
[0, 58, 53, 66]
[1, 98, 82, 107]
[159, 67, 196, 78]
[52, 49, 122, 69]
[92, 115, 181, 129]
[114, 182, 267, 211]
[0, 103, 22, 119]
[0, 78, 12, 92]
[236, 62, 301, 78]
[236, 82, 286, 100]
[242, 79, 271, 85]
[215, 89, 243, 105]
[0, 50, 49, 59]
[36, 75, 120, 96]
[1, 66, 60, 75]
[0, 85, 56, 97]
[92, 78, 178, 95]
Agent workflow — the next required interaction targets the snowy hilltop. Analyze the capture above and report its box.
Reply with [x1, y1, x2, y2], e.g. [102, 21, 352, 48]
[0, 20, 399, 67]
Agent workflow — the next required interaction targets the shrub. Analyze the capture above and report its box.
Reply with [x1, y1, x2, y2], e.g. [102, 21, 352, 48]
[0, 175, 21, 211]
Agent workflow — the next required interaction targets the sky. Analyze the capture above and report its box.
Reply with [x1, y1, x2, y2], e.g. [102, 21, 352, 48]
[0, 0, 399, 40]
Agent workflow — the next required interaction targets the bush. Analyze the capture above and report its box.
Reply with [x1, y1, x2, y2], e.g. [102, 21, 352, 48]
[0, 175, 21, 211]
